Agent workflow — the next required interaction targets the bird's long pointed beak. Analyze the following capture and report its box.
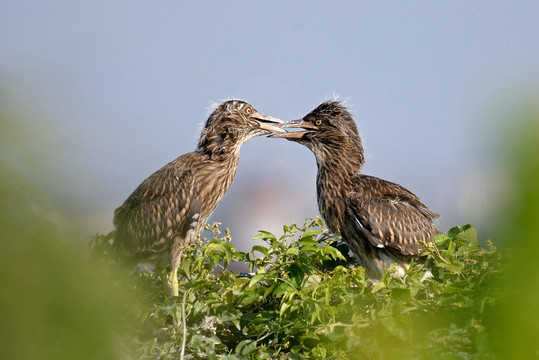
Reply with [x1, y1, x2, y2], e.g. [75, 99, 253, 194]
[250, 111, 285, 133]
[269, 119, 317, 139]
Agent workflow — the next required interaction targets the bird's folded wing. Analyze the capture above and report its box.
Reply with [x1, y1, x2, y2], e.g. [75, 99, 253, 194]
[114, 168, 200, 254]
[347, 192, 439, 256]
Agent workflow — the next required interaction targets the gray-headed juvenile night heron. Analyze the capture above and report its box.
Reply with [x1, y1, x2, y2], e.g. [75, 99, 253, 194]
[113, 100, 284, 295]
[271, 100, 439, 278]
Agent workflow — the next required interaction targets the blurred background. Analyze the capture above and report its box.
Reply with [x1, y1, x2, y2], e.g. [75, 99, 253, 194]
[1, 2, 538, 248]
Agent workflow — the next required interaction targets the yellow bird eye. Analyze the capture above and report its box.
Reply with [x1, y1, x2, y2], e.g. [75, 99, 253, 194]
[245, 107, 252, 115]
[315, 119, 322, 126]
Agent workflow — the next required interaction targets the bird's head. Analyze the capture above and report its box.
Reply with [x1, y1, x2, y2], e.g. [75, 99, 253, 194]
[197, 100, 284, 159]
[271, 100, 365, 168]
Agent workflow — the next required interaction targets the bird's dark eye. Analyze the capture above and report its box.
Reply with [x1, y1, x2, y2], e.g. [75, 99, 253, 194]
[315, 119, 322, 126]
[245, 107, 252, 115]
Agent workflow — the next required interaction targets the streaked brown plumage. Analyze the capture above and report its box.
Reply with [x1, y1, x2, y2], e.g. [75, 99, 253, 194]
[272, 100, 439, 278]
[113, 100, 283, 295]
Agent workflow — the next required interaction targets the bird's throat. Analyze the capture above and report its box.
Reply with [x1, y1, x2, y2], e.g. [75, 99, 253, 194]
[316, 165, 356, 234]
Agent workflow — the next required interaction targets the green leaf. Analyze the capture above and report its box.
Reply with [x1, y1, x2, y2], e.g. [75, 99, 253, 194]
[204, 242, 226, 254]
[391, 287, 411, 300]
[371, 281, 386, 293]
[240, 290, 258, 305]
[189, 334, 208, 350]
[301, 229, 323, 239]
[286, 247, 299, 256]
[272, 282, 291, 297]
[248, 274, 265, 288]
[280, 301, 291, 316]
[456, 225, 479, 247]
[288, 263, 303, 288]
[323, 246, 346, 261]
[436, 261, 464, 274]
[447, 239, 456, 254]
[312, 345, 327, 359]
[179, 257, 191, 279]
[303, 274, 322, 289]
[236, 340, 257, 356]
[299, 237, 319, 246]
[299, 245, 319, 254]
[202, 343, 217, 360]
[252, 245, 269, 257]
[253, 230, 276, 241]
[263, 283, 277, 298]
[434, 233, 450, 246]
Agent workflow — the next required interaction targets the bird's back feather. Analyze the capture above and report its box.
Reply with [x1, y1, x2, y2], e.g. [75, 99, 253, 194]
[347, 175, 439, 256]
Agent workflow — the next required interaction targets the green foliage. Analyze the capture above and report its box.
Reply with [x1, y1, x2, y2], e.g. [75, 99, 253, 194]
[487, 104, 539, 359]
[92, 221, 505, 360]
[0, 104, 135, 360]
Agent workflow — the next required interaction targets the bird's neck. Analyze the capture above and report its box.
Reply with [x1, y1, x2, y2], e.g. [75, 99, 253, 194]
[194, 132, 248, 201]
[194, 149, 241, 208]
[213, 152, 241, 190]
[315, 146, 364, 233]
[199, 146, 241, 172]
[315, 144, 364, 184]
[197, 131, 246, 161]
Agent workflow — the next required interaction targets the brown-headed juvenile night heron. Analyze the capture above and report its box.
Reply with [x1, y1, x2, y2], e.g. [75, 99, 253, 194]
[113, 100, 283, 295]
[272, 100, 439, 278]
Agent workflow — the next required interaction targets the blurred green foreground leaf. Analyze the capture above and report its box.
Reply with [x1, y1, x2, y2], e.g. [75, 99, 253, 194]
[1, 103, 135, 360]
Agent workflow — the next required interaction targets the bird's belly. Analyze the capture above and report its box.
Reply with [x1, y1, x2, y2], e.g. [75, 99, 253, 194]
[342, 224, 410, 279]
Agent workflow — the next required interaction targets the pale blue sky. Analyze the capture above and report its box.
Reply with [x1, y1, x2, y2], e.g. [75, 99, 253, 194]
[2, 2, 538, 247]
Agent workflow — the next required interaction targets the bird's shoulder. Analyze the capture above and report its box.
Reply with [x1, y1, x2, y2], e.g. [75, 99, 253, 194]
[352, 175, 436, 215]
[352, 174, 417, 200]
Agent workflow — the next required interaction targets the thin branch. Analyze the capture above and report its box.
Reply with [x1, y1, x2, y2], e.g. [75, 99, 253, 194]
[180, 290, 187, 360]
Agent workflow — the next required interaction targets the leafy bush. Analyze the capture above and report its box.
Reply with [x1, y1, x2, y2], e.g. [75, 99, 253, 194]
[91, 219, 504, 360]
